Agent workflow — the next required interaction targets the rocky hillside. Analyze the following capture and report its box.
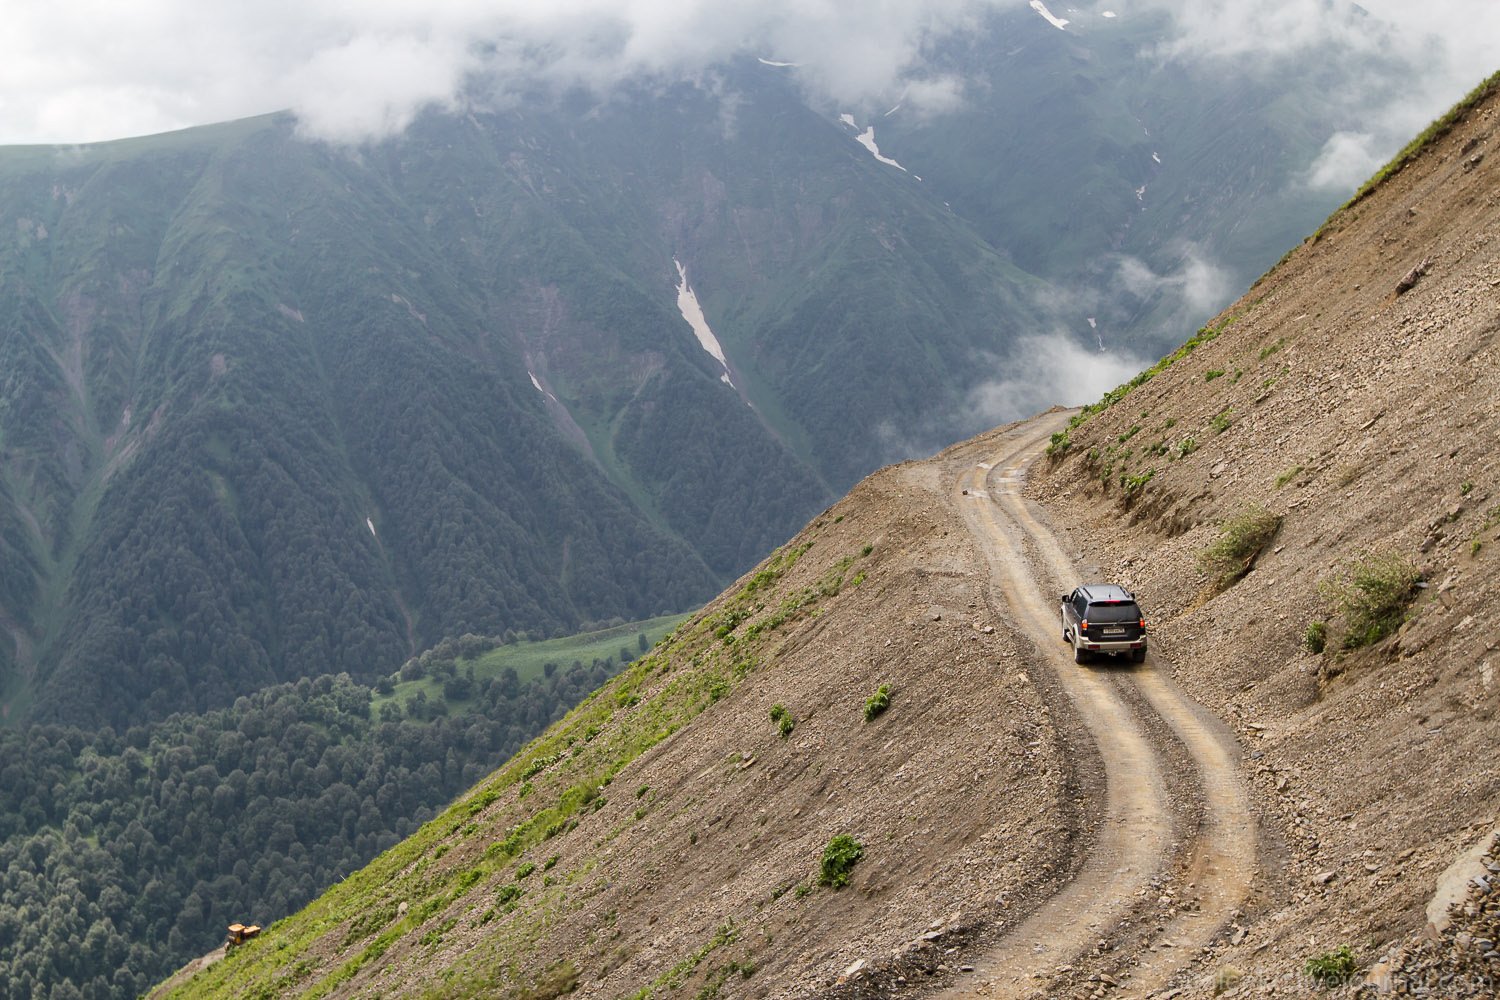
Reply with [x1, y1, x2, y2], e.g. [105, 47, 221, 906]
[1035, 68, 1500, 995]
[156, 68, 1500, 1000]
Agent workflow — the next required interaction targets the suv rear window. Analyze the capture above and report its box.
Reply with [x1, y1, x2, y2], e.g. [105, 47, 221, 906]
[1087, 602, 1141, 623]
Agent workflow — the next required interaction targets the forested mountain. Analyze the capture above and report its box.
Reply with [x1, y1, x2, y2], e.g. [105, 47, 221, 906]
[0, 622, 667, 1000]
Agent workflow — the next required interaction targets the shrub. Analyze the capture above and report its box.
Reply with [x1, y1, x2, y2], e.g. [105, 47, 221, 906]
[1173, 437, 1197, 460]
[1304, 621, 1327, 654]
[1304, 945, 1358, 986]
[1274, 465, 1303, 489]
[516, 862, 536, 879]
[1197, 506, 1282, 592]
[863, 685, 891, 722]
[818, 835, 864, 888]
[769, 704, 795, 739]
[1211, 409, 1233, 434]
[1320, 554, 1423, 650]
[1204, 369, 1225, 381]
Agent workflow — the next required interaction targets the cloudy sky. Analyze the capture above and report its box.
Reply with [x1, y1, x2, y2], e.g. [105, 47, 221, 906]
[1, 0, 1496, 149]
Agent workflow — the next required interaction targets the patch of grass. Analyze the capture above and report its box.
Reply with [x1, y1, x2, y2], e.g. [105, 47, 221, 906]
[517, 960, 581, 1000]
[1210, 409, 1232, 434]
[1204, 369, 1225, 382]
[818, 835, 864, 889]
[1118, 425, 1141, 443]
[1304, 944, 1358, 987]
[1460, 481, 1474, 496]
[1197, 505, 1282, 592]
[1173, 436, 1197, 460]
[1303, 620, 1327, 655]
[1046, 428, 1071, 457]
[863, 684, 891, 722]
[1274, 465, 1304, 489]
[769, 704, 795, 739]
[1258, 338, 1286, 361]
[1121, 468, 1155, 493]
[1320, 554, 1423, 650]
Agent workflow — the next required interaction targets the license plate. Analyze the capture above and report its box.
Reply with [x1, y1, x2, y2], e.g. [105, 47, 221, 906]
[1102, 627, 1125, 635]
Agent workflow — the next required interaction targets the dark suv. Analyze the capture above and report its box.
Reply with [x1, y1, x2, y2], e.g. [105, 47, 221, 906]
[1060, 584, 1147, 664]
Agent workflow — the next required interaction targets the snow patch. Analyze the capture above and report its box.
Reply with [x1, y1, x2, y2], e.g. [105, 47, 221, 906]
[1030, 0, 1069, 30]
[528, 370, 560, 403]
[855, 126, 907, 172]
[840, 113, 909, 173]
[1103, 10, 1117, 17]
[366, 517, 377, 538]
[1152, 152, 1161, 164]
[1087, 317, 1097, 329]
[1135, 185, 1147, 201]
[757, 57, 797, 67]
[674, 259, 736, 389]
[883, 102, 901, 117]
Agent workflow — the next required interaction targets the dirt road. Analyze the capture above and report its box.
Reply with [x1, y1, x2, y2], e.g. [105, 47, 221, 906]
[936, 413, 1257, 998]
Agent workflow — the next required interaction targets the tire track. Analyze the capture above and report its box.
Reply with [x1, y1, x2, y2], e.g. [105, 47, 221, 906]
[935, 414, 1256, 998]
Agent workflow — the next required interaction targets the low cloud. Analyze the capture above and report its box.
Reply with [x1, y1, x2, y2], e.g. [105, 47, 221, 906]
[1303, 131, 1384, 192]
[1, 0, 1006, 145]
[965, 335, 1152, 426]
[1113, 245, 1234, 325]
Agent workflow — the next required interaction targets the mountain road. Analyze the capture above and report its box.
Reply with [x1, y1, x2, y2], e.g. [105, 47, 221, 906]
[934, 412, 1258, 998]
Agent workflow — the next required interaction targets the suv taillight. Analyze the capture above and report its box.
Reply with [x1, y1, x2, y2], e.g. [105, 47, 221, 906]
[1079, 619, 1089, 631]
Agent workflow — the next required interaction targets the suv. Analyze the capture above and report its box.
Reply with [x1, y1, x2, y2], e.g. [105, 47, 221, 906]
[1060, 584, 1147, 664]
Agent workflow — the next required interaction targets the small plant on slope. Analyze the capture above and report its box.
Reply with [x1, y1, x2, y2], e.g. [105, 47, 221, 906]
[1319, 553, 1423, 650]
[818, 835, 864, 888]
[1197, 505, 1282, 592]
[769, 703, 795, 739]
[1303, 620, 1327, 655]
[863, 684, 891, 721]
[1304, 944, 1358, 987]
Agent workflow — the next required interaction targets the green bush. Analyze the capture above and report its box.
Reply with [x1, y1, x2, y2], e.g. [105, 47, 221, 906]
[1320, 554, 1423, 650]
[1304, 621, 1327, 654]
[1304, 944, 1358, 986]
[818, 835, 864, 888]
[769, 704, 795, 739]
[863, 684, 891, 722]
[1197, 506, 1282, 592]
